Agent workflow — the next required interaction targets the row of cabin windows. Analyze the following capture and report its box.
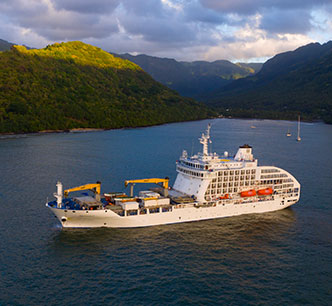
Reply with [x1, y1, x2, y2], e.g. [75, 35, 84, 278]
[205, 186, 298, 199]
[276, 187, 297, 195]
[206, 187, 238, 195]
[205, 186, 298, 200]
[205, 180, 297, 200]
[259, 178, 293, 186]
[274, 184, 295, 190]
[206, 170, 256, 197]
[261, 168, 280, 173]
[210, 181, 254, 189]
[260, 179, 294, 186]
[177, 166, 204, 177]
[282, 183, 294, 188]
[205, 188, 239, 199]
[206, 173, 293, 197]
[182, 165, 257, 175]
[205, 188, 298, 201]
[260, 173, 288, 179]
[212, 175, 255, 183]
[205, 180, 255, 197]
[283, 178, 293, 182]
[177, 166, 257, 185]
[181, 161, 204, 169]
[218, 169, 255, 176]
[259, 178, 296, 194]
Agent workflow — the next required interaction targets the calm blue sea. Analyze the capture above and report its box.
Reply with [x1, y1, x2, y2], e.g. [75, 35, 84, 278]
[0, 119, 331, 305]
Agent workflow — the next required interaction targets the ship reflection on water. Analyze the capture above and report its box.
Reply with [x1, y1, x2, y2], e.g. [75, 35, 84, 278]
[46, 208, 298, 304]
[49, 208, 297, 258]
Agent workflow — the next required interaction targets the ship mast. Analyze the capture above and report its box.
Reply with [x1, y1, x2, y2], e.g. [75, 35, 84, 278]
[199, 124, 211, 156]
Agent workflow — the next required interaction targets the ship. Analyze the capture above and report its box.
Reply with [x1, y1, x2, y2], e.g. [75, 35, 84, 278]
[46, 124, 301, 228]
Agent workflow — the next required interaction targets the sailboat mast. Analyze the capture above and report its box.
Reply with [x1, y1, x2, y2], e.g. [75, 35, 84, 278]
[297, 115, 301, 141]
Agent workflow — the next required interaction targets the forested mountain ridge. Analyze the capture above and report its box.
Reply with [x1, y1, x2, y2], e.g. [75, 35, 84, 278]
[208, 41, 332, 123]
[115, 53, 262, 99]
[0, 41, 214, 133]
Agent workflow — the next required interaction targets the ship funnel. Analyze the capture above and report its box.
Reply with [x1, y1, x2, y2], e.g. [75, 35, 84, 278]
[234, 145, 253, 161]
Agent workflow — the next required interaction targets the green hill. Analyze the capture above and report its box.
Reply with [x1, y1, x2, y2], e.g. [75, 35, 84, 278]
[0, 41, 214, 133]
[115, 53, 262, 100]
[208, 41, 332, 123]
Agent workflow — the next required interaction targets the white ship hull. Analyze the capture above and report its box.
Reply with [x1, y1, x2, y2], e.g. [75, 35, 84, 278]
[47, 196, 298, 228]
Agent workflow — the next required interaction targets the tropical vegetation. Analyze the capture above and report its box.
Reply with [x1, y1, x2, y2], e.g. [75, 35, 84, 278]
[208, 41, 332, 123]
[0, 41, 214, 133]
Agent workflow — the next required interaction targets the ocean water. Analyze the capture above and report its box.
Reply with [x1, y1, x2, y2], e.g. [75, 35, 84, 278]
[0, 119, 331, 305]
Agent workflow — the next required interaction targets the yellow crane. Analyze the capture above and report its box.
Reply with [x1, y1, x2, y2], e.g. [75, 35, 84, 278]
[64, 182, 101, 200]
[124, 178, 169, 197]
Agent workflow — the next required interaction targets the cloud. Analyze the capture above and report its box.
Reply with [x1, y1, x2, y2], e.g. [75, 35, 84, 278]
[200, 0, 266, 15]
[200, 0, 332, 15]
[0, 0, 331, 61]
[260, 8, 312, 34]
[121, 17, 195, 43]
[183, 1, 226, 24]
[204, 27, 313, 62]
[120, 0, 165, 17]
[0, 0, 119, 41]
[52, 0, 120, 14]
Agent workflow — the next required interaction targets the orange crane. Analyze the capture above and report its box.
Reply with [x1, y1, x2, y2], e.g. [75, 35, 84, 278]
[124, 178, 169, 197]
[64, 182, 101, 200]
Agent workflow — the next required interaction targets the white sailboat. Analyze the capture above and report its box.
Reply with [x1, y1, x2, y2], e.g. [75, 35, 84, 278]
[297, 115, 301, 142]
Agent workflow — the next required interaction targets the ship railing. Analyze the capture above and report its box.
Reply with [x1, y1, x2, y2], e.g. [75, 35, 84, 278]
[173, 203, 195, 209]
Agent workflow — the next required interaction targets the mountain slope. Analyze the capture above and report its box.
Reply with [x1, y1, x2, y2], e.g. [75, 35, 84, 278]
[115, 53, 262, 100]
[0, 41, 214, 133]
[208, 41, 332, 123]
[0, 39, 13, 51]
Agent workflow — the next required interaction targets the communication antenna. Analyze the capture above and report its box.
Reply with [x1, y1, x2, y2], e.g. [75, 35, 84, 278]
[199, 123, 211, 156]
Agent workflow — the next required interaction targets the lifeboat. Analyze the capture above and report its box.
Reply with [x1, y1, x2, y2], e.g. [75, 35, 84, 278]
[219, 194, 230, 199]
[240, 189, 256, 197]
[257, 187, 273, 196]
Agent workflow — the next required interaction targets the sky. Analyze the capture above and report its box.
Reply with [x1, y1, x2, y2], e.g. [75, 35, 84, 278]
[1, 0, 332, 62]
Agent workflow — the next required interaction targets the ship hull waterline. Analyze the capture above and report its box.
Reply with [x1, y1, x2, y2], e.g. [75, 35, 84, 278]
[47, 197, 296, 228]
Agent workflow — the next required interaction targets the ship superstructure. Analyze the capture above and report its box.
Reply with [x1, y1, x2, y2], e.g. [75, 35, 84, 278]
[173, 124, 299, 205]
[46, 125, 300, 228]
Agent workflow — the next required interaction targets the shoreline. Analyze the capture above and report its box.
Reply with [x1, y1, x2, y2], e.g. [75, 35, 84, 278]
[0, 117, 214, 137]
[39, 128, 105, 133]
[0, 117, 324, 137]
[0, 127, 106, 137]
